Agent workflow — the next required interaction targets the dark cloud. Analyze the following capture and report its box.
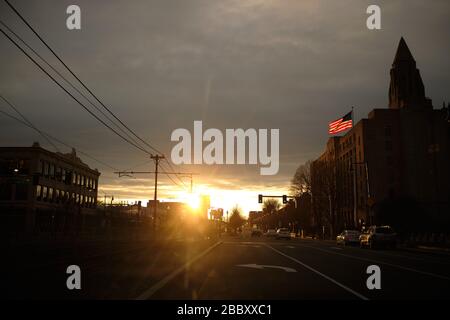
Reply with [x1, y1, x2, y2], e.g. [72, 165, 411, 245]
[1, 0, 449, 205]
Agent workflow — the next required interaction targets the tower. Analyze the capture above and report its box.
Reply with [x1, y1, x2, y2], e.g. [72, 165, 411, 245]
[388, 37, 432, 110]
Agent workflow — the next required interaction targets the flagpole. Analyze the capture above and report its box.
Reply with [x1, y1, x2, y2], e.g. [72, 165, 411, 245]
[352, 106, 354, 124]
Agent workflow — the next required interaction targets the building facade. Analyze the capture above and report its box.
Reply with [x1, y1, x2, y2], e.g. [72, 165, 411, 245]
[0, 142, 100, 236]
[311, 38, 450, 235]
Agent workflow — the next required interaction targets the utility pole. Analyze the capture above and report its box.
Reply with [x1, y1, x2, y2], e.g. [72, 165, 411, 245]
[151, 154, 164, 231]
[113, 167, 198, 230]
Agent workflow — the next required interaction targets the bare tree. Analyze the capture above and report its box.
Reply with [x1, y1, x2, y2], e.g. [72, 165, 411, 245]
[262, 199, 281, 214]
[311, 159, 338, 238]
[290, 160, 312, 196]
[229, 205, 246, 232]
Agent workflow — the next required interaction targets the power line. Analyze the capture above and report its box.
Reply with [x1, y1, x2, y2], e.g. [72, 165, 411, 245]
[159, 162, 186, 189]
[0, 19, 148, 152]
[163, 158, 188, 188]
[0, 27, 152, 155]
[0, 108, 119, 171]
[3, 0, 163, 156]
[5, 21, 190, 187]
[0, 93, 60, 152]
[2, 0, 191, 188]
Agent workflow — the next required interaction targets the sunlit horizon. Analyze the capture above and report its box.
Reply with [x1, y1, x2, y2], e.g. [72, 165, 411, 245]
[98, 183, 289, 217]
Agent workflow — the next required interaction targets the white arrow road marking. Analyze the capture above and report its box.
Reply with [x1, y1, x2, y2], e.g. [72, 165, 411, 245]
[236, 264, 297, 273]
[264, 244, 369, 300]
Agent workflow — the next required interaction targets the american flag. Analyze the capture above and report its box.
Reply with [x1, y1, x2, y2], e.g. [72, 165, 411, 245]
[329, 111, 353, 134]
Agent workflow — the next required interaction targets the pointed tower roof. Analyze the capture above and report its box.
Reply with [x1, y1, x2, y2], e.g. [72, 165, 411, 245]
[389, 37, 432, 109]
[393, 37, 415, 65]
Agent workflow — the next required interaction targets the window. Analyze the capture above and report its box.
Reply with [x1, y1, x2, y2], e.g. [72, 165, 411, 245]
[62, 169, 66, 182]
[40, 160, 45, 176]
[55, 167, 62, 181]
[36, 185, 42, 200]
[48, 187, 53, 202]
[42, 186, 48, 201]
[66, 171, 73, 185]
[54, 189, 59, 203]
[49, 164, 55, 179]
[44, 162, 49, 177]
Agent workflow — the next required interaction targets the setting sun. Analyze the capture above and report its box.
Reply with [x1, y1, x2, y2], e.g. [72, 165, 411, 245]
[186, 193, 201, 210]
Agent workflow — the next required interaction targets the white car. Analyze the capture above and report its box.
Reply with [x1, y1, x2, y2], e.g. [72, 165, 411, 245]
[336, 230, 360, 246]
[265, 229, 277, 237]
[276, 228, 291, 240]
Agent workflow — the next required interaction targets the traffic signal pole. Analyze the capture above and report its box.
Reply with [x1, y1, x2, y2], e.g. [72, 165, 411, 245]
[258, 194, 291, 205]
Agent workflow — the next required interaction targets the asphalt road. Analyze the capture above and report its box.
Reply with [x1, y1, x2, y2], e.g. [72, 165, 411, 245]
[149, 237, 450, 300]
[3, 236, 450, 299]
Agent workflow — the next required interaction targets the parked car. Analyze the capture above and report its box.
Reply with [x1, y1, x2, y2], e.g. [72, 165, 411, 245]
[360, 225, 397, 249]
[276, 228, 291, 240]
[336, 230, 360, 246]
[264, 229, 277, 237]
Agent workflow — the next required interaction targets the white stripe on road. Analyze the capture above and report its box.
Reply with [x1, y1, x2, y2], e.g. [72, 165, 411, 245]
[264, 244, 369, 300]
[330, 247, 343, 250]
[135, 241, 222, 300]
[299, 244, 450, 281]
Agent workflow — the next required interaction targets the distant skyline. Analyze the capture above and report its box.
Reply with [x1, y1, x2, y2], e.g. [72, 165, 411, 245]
[1, 0, 449, 214]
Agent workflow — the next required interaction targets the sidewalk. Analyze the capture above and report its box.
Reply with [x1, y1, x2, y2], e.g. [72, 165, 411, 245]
[397, 244, 450, 257]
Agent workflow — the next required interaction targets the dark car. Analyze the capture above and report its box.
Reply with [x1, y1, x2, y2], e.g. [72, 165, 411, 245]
[360, 225, 397, 249]
[336, 230, 360, 246]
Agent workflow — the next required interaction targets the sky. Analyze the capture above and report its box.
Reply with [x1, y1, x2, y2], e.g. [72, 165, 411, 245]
[0, 0, 449, 215]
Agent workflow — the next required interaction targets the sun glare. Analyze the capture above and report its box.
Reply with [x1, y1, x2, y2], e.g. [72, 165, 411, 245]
[187, 193, 201, 210]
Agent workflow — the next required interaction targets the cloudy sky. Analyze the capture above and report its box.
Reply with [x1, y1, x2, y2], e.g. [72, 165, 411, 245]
[0, 0, 449, 214]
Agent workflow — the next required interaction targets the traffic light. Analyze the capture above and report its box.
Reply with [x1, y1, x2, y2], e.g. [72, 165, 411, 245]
[258, 194, 263, 203]
[282, 195, 288, 204]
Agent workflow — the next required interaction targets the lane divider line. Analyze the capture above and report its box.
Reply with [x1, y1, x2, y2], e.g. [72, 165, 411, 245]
[264, 244, 369, 300]
[135, 241, 222, 300]
[298, 244, 450, 281]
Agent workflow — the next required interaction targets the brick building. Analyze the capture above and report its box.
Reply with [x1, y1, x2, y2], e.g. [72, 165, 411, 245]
[311, 38, 450, 235]
[0, 142, 100, 236]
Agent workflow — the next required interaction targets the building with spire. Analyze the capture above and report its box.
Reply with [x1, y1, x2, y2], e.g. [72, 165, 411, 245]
[311, 38, 450, 236]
